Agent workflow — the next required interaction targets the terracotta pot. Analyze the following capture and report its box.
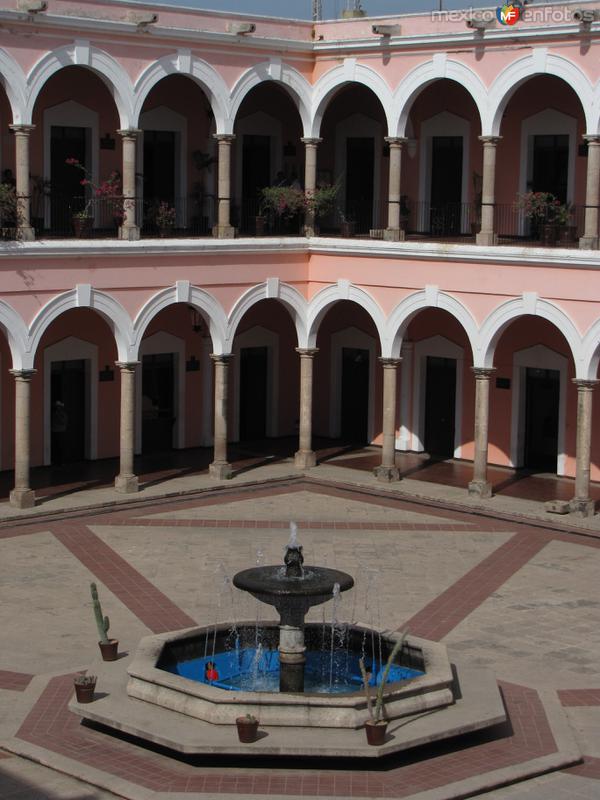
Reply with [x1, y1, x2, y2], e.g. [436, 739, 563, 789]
[98, 639, 119, 661]
[365, 720, 388, 745]
[72, 216, 93, 238]
[74, 680, 96, 703]
[236, 716, 259, 743]
[255, 215, 266, 236]
[341, 221, 355, 238]
[539, 223, 556, 246]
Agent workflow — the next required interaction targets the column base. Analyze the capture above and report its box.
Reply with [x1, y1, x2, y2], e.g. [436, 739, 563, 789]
[579, 236, 598, 250]
[18, 225, 35, 242]
[209, 461, 233, 480]
[383, 228, 405, 242]
[9, 487, 35, 509]
[212, 225, 236, 239]
[468, 480, 492, 499]
[294, 449, 316, 469]
[373, 465, 400, 483]
[475, 231, 498, 246]
[569, 497, 596, 517]
[119, 225, 141, 241]
[115, 474, 139, 493]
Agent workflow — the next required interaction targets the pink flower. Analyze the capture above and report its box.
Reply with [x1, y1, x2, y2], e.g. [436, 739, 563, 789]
[65, 157, 79, 165]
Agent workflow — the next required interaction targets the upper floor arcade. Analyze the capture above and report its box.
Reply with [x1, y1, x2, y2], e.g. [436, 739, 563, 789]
[0, 0, 599, 248]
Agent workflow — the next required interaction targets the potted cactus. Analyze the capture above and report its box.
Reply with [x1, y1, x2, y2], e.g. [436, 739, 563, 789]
[91, 582, 118, 661]
[359, 631, 408, 746]
[235, 712, 259, 743]
[73, 673, 97, 703]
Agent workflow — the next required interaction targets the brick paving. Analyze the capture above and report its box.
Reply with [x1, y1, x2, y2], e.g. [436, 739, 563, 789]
[564, 756, 600, 779]
[558, 689, 600, 706]
[0, 670, 34, 691]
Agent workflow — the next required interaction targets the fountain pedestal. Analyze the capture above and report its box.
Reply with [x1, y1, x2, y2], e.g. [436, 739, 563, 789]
[279, 624, 306, 692]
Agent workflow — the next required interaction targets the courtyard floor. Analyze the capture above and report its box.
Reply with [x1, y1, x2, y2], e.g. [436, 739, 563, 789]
[1, 457, 600, 799]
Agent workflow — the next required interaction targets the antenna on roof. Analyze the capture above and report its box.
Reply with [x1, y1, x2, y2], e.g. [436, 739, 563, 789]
[312, 0, 322, 21]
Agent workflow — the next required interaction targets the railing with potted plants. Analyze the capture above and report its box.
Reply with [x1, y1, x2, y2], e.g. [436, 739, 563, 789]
[140, 195, 215, 237]
[65, 158, 124, 238]
[512, 191, 581, 245]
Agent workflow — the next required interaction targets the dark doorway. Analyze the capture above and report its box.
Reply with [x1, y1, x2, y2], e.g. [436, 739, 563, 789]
[239, 346, 268, 440]
[430, 136, 463, 235]
[531, 134, 569, 202]
[341, 347, 369, 443]
[143, 130, 176, 205]
[51, 359, 86, 465]
[50, 125, 87, 229]
[424, 356, 456, 458]
[346, 137, 374, 234]
[242, 134, 271, 230]
[142, 353, 175, 454]
[524, 367, 560, 471]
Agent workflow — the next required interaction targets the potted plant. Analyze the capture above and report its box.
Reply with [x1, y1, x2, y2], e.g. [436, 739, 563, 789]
[359, 631, 407, 746]
[236, 712, 259, 743]
[154, 200, 177, 237]
[0, 181, 21, 239]
[73, 673, 97, 703]
[515, 191, 557, 244]
[555, 202, 577, 243]
[91, 582, 118, 661]
[339, 210, 356, 238]
[65, 158, 124, 237]
[305, 182, 339, 232]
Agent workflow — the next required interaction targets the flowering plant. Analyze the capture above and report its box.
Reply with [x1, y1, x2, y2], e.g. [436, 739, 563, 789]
[515, 191, 558, 221]
[260, 185, 306, 219]
[154, 201, 177, 229]
[553, 202, 572, 226]
[305, 183, 338, 219]
[65, 158, 124, 221]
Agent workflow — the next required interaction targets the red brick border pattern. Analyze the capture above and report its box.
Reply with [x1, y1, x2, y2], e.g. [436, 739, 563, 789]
[0, 670, 34, 691]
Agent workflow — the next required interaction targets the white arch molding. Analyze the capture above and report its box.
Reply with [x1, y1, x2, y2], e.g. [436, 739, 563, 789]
[329, 327, 377, 443]
[411, 335, 464, 458]
[232, 326, 279, 441]
[25, 44, 135, 128]
[229, 60, 312, 137]
[136, 331, 185, 454]
[510, 345, 568, 475]
[0, 48, 27, 124]
[0, 300, 30, 370]
[133, 53, 229, 132]
[306, 282, 386, 353]
[226, 281, 307, 352]
[43, 336, 98, 465]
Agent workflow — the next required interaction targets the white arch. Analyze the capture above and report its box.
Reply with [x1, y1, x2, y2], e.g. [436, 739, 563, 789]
[133, 54, 229, 132]
[229, 61, 312, 137]
[486, 52, 593, 136]
[25, 44, 135, 128]
[132, 285, 228, 357]
[384, 289, 479, 360]
[579, 319, 600, 380]
[479, 296, 583, 376]
[392, 57, 486, 137]
[226, 281, 308, 351]
[306, 282, 386, 352]
[0, 300, 29, 370]
[26, 288, 134, 370]
[0, 48, 27, 124]
[310, 62, 393, 138]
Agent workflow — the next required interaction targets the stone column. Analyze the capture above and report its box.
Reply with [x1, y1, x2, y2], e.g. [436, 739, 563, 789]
[9, 369, 36, 509]
[468, 367, 496, 498]
[302, 137, 322, 237]
[115, 362, 139, 493]
[580, 136, 600, 250]
[570, 379, 598, 517]
[476, 136, 501, 246]
[374, 358, 401, 482]
[212, 134, 236, 239]
[294, 347, 318, 468]
[117, 129, 141, 241]
[384, 137, 407, 242]
[209, 354, 233, 479]
[9, 125, 35, 241]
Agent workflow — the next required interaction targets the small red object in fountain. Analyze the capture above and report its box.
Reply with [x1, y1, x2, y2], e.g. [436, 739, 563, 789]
[205, 662, 219, 682]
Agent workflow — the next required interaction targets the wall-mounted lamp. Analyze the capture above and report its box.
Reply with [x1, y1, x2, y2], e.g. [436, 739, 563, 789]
[227, 22, 256, 35]
[466, 18, 495, 30]
[371, 24, 401, 36]
[188, 306, 208, 337]
[17, 0, 47, 13]
[127, 11, 159, 28]
[572, 8, 600, 26]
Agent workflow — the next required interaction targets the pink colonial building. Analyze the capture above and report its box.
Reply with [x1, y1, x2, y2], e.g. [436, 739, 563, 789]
[1, 0, 600, 514]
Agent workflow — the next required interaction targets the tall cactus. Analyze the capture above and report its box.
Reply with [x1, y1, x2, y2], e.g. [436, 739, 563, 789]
[90, 582, 110, 644]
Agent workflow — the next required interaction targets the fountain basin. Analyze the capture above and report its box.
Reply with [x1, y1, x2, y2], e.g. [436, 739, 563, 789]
[127, 623, 455, 729]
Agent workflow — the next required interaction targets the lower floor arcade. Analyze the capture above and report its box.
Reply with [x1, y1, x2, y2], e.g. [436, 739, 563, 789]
[1, 298, 599, 517]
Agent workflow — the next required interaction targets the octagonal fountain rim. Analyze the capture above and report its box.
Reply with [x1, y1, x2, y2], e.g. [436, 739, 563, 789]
[126, 622, 454, 711]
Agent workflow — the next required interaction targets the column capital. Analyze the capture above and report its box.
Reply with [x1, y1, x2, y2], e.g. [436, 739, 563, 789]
[9, 368, 36, 380]
[213, 133, 236, 144]
[9, 124, 35, 136]
[384, 136, 408, 147]
[117, 129, 142, 139]
[115, 361, 140, 372]
[471, 367, 496, 380]
[301, 137, 322, 147]
[379, 357, 402, 368]
[478, 135, 502, 145]
[210, 353, 234, 364]
[295, 347, 319, 357]
[583, 134, 600, 145]
[572, 378, 600, 390]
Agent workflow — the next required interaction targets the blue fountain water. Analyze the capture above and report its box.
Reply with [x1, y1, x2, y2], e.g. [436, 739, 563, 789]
[162, 646, 423, 695]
